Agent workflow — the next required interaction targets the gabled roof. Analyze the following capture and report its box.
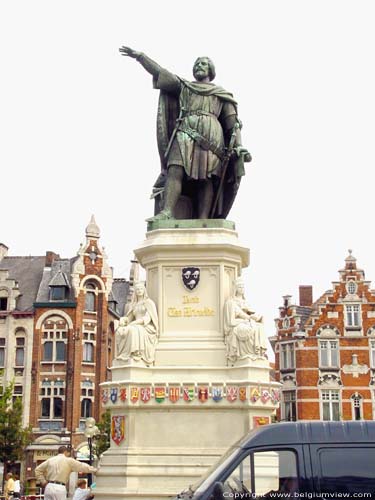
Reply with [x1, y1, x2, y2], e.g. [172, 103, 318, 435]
[48, 269, 70, 287]
[36, 258, 75, 303]
[0, 256, 46, 311]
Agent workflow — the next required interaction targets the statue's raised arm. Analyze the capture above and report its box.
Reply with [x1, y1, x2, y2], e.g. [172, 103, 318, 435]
[119, 47, 251, 222]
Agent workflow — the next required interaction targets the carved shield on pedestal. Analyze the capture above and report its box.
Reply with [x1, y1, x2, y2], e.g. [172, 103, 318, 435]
[182, 267, 200, 291]
[111, 415, 125, 445]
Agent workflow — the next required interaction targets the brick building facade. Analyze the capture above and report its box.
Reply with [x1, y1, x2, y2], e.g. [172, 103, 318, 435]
[1, 217, 129, 481]
[272, 251, 375, 422]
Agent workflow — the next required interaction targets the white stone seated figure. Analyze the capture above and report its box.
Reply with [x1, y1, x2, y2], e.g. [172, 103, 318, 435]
[115, 281, 159, 365]
[224, 277, 267, 363]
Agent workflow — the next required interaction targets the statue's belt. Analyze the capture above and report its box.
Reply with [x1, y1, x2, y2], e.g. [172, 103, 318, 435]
[177, 121, 225, 160]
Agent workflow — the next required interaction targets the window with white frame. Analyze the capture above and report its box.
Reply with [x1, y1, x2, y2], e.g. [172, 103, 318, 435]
[321, 389, 340, 421]
[345, 304, 361, 328]
[84, 283, 97, 312]
[319, 340, 339, 367]
[40, 380, 65, 419]
[280, 343, 295, 369]
[83, 342, 94, 362]
[370, 340, 375, 368]
[82, 330, 95, 363]
[15, 337, 25, 366]
[282, 390, 296, 421]
[346, 281, 357, 295]
[351, 394, 363, 421]
[0, 338, 5, 367]
[81, 385, 94, 418]
[41, 317, 68, 362]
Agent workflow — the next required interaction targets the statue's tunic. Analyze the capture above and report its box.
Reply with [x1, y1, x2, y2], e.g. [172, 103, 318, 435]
[154, 69, 237, 180]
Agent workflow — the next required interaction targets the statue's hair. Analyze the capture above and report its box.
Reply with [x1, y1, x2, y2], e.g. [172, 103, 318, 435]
[193, 57, 216, 81]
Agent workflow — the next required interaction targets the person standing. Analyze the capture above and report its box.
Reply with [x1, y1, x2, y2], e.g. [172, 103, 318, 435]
[35, 445, 97, 500]
[13, 474, 21, 498]
[4, 473, 15, 499]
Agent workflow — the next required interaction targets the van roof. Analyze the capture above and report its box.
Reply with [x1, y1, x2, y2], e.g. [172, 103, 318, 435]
[239, 421, 375, 449]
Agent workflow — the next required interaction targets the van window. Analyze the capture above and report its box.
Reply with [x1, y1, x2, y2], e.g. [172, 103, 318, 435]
[222, 450, 298, 496]
[318, 447, 375, 494]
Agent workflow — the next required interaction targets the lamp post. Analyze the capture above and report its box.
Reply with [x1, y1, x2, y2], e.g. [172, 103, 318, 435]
[84, 417, 99, 486]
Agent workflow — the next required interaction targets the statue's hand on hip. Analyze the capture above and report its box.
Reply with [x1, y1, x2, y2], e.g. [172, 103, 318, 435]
[119, 46, 141, 59]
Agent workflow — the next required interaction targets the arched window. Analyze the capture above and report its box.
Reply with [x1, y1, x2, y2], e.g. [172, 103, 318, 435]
[81, 398, 92, 418]
[351, 393, 363, 421]
[84, 283, 97, 312]
[41, 316, 68, 362]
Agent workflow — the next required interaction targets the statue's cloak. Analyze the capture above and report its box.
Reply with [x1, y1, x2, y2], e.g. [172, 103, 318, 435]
[155, 79, 245, 219]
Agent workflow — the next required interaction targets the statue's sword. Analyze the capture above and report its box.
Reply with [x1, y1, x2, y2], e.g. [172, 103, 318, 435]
[210, 122, 240, 218]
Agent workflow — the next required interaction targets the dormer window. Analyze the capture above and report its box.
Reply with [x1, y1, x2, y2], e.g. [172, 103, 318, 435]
[50, 286, 66, 301]
[346, 281, 357, 295]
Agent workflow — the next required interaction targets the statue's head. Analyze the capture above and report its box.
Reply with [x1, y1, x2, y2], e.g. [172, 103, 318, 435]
[234, 277, 245, 296]
[193, 57, 216, 82]
[134, 281, 147, 298]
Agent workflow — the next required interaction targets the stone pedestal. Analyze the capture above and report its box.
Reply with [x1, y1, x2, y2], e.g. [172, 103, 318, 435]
[94, 222, 280, 500]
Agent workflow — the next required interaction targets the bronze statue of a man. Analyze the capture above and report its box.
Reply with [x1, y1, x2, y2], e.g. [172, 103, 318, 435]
[120, 46, 251, 221]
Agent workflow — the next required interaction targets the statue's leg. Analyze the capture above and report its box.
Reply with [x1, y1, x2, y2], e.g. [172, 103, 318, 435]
[197, 179, 214, 219]
[164, 165, 184, 214]
[146, 166, 184, 222]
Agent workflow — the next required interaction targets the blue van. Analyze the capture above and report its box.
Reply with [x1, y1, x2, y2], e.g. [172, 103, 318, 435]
[174, 421, 375, 499]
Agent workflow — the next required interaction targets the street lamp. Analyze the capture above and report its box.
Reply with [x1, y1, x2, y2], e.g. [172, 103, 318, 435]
[84, 417, 99, 486]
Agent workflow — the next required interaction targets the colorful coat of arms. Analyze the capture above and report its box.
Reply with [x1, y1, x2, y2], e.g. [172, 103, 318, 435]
[101, 389, 109, 404]
[198, 386, 209, 402]
[110, 388, 118, 404]
[140, 387, 151, 403]
[111, 415, 125, 445]
[271, 389, 281, 404]
[261, 389, 271, 403]
[227, 386, 238, 402]
[212, 387, 223, 402]
[155, 387, 166, 403]
[119, 387, 127, 402]
[250, 387, 260, 403]
[239, 386, 247, 402]
[183, 386, 195, 402]
[169, 387, 180, 403]
[130, 387, 139, 403]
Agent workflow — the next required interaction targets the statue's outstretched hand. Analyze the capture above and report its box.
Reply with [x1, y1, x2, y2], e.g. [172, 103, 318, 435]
[119, 46, 141, 59]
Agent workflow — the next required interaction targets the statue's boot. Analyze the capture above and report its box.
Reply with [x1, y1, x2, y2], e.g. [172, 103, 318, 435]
[146, 209, 173, 223]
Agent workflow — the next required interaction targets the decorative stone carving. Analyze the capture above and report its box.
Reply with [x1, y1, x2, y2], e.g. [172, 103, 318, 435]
[115, 282, 159, 365]
[342, 354, 369, 378]
[224, 278, 267, 364]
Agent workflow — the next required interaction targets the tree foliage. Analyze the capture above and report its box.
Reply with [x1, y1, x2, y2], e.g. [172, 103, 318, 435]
[0, 378, 32, 473]
[94, 409, 111, 458]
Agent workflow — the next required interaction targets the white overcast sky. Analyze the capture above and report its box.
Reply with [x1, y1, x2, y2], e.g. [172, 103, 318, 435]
[1, 1, 375, 353]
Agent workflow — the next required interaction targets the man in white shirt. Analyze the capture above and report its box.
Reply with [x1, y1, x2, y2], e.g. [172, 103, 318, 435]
[35, 445, 97, 500]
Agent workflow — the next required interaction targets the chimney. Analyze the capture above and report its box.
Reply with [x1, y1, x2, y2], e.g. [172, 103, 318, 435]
[0, 243, 8, 262]
[45, 251, 60, 267]
[299, 285, 313, 307]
